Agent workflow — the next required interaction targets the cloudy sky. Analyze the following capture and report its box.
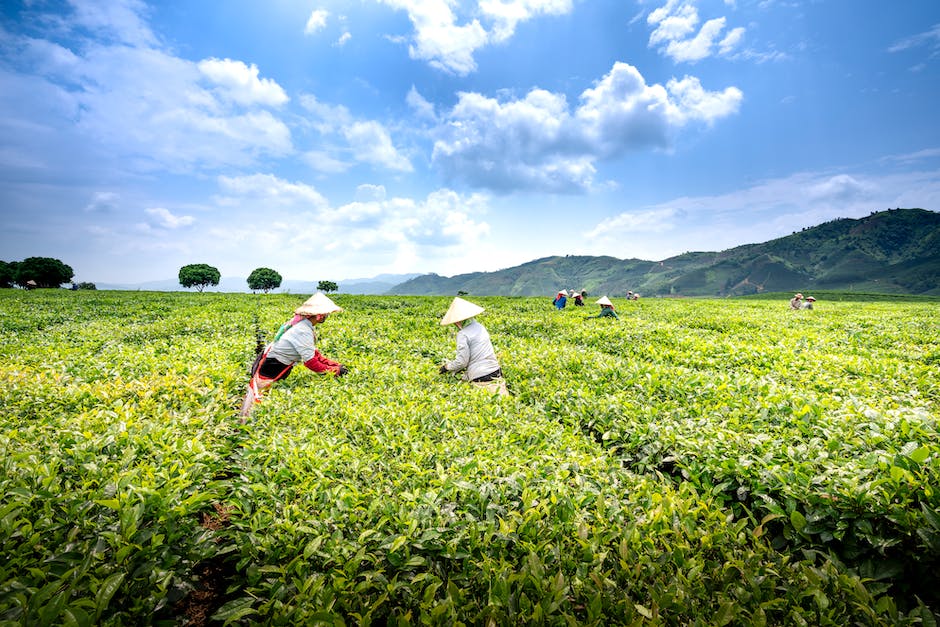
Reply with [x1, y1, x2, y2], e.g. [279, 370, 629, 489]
[1, 0, 938, 284]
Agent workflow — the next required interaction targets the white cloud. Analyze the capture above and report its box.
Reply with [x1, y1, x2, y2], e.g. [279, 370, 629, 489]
[586, 207, 682, 239]
[646, 1, 745, 63]
[379, 0, 573, 75]
[584, 168, 940, 261]
[343, 121, 414, 172]
[807, 174, 874, 202]
[85, 191, 119, 213]
[576, 61, 681, 148]
[298, 95, 353, 131]
[201, 180, 491, 278]
[665, 17, 726, 63]
[303, 150, 350, 174]
[478, 0, 573, 42]
[648, 1, 698, 46]
[383, 0, 488, 75]
[71, 47, 294, 170]
[197, 58, 289, 107]
[65, 0, 158, 47]
[17, 37, 83, 76]
[0, 6, 295, 177]
[719, 27, 745, 55]
[407, 85, 436, 120]
[336, 32, 352, 46]
[355, 184, 387, 201]
[326, 200, 386, 227]
[299, 96, 411, 172]
[433, 87, 590, 192]
[145, 207, 195, 229]
[216, 173, 330, 210]
[888, 23, 940, 54]
[432, 62, 741, 192]
[363, 188, 490, 248]
[882, 148, 940, 164]
[666, 75, 743, 123]
[305, 9, 329, 35]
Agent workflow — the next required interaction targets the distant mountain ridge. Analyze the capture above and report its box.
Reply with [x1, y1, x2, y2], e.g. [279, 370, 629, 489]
[389, 208, 940, 297]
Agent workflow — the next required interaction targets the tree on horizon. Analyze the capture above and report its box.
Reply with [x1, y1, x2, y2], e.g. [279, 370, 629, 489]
[318, 280, 338, 293]
[178, 264, 221, 292]
[11, 257, 73, 288]
[247, 267, 282, 293]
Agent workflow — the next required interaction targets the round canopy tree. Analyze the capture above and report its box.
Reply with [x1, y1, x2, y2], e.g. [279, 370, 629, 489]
[247, 267, 282, 293]
[15, 257, 73, 288]
[317, 280, 338, 293]
[178, 263, 221, 292]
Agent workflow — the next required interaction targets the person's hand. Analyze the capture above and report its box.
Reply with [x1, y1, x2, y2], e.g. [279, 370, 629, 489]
[438, 364, 448, 375]
[337, 365, 349, 377]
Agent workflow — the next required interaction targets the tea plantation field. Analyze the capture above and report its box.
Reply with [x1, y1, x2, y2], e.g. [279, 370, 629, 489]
[1, 290, 938, 625]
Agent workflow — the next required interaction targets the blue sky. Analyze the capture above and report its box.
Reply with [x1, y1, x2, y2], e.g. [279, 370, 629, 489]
[1, 0, 938, 285]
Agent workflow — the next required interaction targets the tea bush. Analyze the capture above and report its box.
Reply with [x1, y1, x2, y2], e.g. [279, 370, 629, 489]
[0, 290, 937, 625]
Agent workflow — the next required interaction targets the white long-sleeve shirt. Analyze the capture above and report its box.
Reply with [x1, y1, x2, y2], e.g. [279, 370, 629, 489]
[267, 318, 317, 365]
[445, 319, 500, 381]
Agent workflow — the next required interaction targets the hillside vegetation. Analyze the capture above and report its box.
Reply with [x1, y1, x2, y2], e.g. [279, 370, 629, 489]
[392, 208, 940, 297]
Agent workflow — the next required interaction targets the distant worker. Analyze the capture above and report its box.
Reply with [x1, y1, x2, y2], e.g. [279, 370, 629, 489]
[553, 290, 568, 309]
[240, 292, 347, 418]
[587, 296, 619, 319]
[789, 293, 804, 310]
[573, 290, 585, 306]
[438, 297, 508, 396]
[803, 296, 816, 310]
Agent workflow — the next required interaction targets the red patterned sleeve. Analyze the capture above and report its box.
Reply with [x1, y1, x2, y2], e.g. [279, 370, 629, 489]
[303, 350, 342, 374]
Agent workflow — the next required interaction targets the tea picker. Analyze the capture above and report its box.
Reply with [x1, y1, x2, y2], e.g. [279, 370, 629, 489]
[585, 296, 619, 319]
[240, 292, 348, 418]
[438, 297, 509, 396]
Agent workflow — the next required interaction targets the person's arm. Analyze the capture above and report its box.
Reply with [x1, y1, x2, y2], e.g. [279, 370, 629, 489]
[304, 350, 343, 374]
[289, 323, 343, 375]
[444, 333, 470, 372]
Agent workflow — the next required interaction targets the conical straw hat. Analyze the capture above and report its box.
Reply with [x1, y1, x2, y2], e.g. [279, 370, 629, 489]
[295, 292, 343, 316]
[440, 297, 485, 325]
[596, 296, 613, 306]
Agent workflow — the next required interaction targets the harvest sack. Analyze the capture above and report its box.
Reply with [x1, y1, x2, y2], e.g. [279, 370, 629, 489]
[471, 378, 509, 396]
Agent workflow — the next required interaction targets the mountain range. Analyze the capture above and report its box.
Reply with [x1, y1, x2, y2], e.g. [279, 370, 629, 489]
[388, 208, 940, 297]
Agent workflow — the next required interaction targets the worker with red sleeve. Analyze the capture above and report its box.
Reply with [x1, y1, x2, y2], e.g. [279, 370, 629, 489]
[240, 292, 347, 417]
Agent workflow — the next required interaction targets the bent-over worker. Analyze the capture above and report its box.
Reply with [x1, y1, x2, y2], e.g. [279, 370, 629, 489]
[240, 292, 347, 417]
[438, 297, 508, 396]
[588, 296, 619, 319]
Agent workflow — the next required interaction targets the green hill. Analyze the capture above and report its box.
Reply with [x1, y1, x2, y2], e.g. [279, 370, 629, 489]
[390, 208, 940, 297]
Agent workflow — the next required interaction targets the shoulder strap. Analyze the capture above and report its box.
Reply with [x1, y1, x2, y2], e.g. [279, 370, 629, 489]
[273, 314, 305, 342]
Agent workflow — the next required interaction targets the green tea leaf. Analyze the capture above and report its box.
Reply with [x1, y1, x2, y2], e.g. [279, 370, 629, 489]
[94, 572, 125, 618]
[790, 510, 807, 533]
[907, 445, 930, 464]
